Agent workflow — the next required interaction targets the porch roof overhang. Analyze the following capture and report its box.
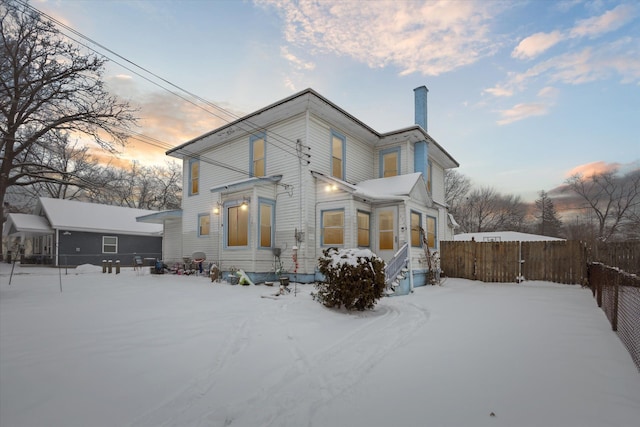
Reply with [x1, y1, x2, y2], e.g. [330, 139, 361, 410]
[136, 209, 182, 224]
[210, 175, 283, 194]
[3, 213, 53, 237]
[310, 171, 407, 202]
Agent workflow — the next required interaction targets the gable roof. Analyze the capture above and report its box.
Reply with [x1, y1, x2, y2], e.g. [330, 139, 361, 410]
[310, 171, 431, 203]
[3, 213, 52, 236]
[167, 88, 458, 169]
[356, 172, 427, 198]
[36, 198, 163, 236]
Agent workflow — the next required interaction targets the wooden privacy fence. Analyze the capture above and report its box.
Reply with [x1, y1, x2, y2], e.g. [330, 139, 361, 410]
[440, 240, 588, 284]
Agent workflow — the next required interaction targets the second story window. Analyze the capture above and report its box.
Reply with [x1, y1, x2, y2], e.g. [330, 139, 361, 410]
[427, 160, 432, 193]
[189, 158, 199, 195]
[381, 147, 400, 177]
[250, 134, 266, 177]
[331, 130, 345, 180]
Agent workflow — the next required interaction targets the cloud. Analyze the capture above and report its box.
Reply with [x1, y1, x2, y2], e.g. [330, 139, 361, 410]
[512, 4, 636, 61]
[280, 46, 315, 71]
[496, 102, 548, 125]
[564, 161, 623, 178]
[488, 38, 640, 99]
[256, 0, 502, 76]
[512, 30, 564, 60]
[569, 4, 636, 39]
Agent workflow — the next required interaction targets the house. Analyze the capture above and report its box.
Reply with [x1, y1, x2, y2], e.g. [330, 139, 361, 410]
[3, 197, 163, 267]
[139, 87, 459, 294]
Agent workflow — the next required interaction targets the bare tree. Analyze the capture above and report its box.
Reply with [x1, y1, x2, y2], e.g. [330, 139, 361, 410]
[1, 0, 136, 250]
[82, 161, 182, 210]
[457, 186, 526, 233]
[565, 169, 640, 241]
[21, 132, 104, 201]
[445, 169, 471, 210]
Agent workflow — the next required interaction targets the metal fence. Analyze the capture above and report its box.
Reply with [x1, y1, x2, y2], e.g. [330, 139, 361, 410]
[589, 262, 640, 371]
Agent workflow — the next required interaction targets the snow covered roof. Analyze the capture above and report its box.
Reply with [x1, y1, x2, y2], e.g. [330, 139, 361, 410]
[36, 198, 163, 236]
[136, 209, 182, 224]
[452, 232, 565, 242]
[3, 213, 52, 236]
[311, 171, 426, 202]
[210, 175, 283, 193]
[355, 173, 424, 197]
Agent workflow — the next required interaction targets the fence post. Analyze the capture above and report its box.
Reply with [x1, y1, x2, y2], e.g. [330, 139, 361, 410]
[596, 265, 603, 308]
[612, 270, 619, 332]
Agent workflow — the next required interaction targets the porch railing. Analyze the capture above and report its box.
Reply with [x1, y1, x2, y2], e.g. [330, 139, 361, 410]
[384, 242, 409, 285]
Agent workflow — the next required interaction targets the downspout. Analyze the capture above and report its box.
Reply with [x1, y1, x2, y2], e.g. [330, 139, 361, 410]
[406, 203, 414, 292]
[55, 228, 59, 267]
[252, 186, 258, 274]
[305, 109, 312, 274]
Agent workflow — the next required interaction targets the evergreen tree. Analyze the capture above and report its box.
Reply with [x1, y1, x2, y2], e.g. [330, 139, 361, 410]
[535, 190, 563, 237]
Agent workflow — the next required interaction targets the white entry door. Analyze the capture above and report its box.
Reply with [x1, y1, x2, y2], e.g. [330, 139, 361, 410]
[377, 206, 397, 262]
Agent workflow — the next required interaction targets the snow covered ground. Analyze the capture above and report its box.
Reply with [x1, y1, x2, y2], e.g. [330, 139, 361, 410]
[1, 263, 639, 427]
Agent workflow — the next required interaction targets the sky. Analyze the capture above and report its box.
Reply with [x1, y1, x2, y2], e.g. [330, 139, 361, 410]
[33, 0, 640, 201]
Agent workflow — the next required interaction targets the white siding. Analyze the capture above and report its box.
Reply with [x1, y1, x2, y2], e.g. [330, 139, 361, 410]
[171, 91, 457, 280]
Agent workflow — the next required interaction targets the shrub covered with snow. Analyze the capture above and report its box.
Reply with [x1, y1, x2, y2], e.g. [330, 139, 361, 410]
[314, 247, 386, 311]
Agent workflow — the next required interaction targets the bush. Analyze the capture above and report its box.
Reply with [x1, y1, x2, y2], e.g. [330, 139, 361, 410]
[314, 247, 386, 311]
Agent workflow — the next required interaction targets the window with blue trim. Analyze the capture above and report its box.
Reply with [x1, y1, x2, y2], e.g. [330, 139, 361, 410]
[322, 209, 344, 246]
[198, 213, 210, 237]
[357, 210, 370, 247]
[258, 198, 275, 248]
[380, 147, 401, 178]
[250, 133, 266, 177]
[189, 158, 199, 196]
[330, 130, 345, 180]
[410, 210, 422, 247]
[226, 201, 249, 247]
[426, 216, 437, 248]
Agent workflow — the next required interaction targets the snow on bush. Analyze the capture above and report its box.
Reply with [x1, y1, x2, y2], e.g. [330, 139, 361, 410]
[314, 247, 386, 311]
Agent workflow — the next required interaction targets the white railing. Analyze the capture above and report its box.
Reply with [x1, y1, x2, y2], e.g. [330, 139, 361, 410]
[384, 243, 409, 285]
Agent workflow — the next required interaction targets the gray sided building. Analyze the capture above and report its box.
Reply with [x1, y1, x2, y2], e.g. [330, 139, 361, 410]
[3, 198, 163, 267]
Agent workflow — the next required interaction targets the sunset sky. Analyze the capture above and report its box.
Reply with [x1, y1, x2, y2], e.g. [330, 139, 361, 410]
[35, 0, 639, 201]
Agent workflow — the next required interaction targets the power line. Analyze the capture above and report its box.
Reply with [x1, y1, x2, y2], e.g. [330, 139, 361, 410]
[17, 0, 308, 165]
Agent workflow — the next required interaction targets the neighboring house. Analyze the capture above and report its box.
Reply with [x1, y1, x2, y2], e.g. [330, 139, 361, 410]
[453, 231, 565, 242]
[139, 87, 459, 294]
[3, 197, 163, 267]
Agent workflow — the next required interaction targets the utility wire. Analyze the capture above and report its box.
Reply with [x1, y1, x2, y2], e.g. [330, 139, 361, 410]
[18, 0, 310, 165]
